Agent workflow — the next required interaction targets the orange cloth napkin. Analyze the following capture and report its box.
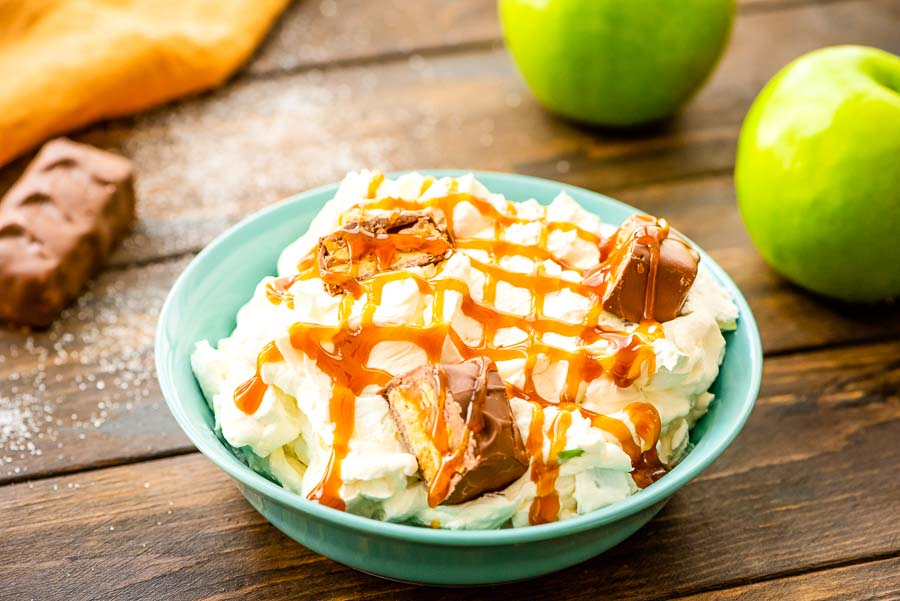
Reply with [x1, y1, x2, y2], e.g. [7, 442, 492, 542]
[0, 0, 288, 167]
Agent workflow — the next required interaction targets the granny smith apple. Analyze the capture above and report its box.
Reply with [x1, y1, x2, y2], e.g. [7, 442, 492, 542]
[498, 0, 735, 127]
[736, 45, 900, 303]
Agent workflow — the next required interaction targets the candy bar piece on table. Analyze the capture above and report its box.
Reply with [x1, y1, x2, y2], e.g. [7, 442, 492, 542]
[382, 356, 529, 506]
[600, 214, 700, 323]
[0, 138, 135, 327]
[318, 211, 452, 295]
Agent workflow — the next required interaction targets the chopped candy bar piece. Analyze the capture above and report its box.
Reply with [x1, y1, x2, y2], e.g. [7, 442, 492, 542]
[599, 214, 700, 323]
[0, 138, 135, 327]
[382, 357, 529, 506]
[318, 211, 451, 295]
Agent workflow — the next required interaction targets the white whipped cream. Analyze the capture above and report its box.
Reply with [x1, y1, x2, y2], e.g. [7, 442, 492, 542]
[192, 171, 738, 529]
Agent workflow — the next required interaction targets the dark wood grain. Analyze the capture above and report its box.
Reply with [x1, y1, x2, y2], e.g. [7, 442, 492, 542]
[2, 0, 889, 271]
[247, 0, 501, 76]
[0, 258, 193, 483]
[2, 340, 897, 600]
[244, 0, 863, 78]
[677, 558, 899, 600]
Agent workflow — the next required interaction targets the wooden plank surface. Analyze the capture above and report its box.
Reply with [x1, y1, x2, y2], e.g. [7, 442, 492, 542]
[3, 340, 898, 600]
[677, 558, 899, 601]
[247, 0, 500, 76]
[244, 0, 863, 78]
[0, 259, 193, 482]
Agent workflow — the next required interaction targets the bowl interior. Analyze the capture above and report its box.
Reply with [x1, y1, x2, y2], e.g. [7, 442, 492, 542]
[156, 171, 762, 542]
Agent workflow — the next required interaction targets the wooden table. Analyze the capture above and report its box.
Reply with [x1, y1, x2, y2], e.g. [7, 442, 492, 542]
[2, 1, 899, 599]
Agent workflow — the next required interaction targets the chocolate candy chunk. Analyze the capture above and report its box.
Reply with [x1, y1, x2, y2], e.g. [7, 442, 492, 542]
[318, 211, 451, 295]
[0, 138, 135, 327]
[382, 357, 529, 506]
[600, 214, 699, 323]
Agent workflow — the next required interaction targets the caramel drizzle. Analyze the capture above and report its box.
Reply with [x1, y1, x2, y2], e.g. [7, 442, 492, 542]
[265, 276, 299, 309]
[366, 172, 385, 198]
[624, 403, 668, 488]
[265, 254, 319, 309]
[241, 188, 671, 518]
[362, 192, 605, 254]
[528, 405, 571, 525]
[233, 341, 284, 414]
[290, 272, 447, 510]
[525, 401, 663, 524]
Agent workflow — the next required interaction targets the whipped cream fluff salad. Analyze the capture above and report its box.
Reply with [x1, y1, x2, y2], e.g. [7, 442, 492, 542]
[191, 171, 738, 529]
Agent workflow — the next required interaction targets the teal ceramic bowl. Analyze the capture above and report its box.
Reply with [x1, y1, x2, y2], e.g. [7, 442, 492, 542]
[156, 171, 762, 586]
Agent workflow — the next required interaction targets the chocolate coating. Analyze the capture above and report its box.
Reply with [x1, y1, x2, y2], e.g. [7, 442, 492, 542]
[382, 357, 529, 506]
[441, 357, 530, 504]
[0, 138, 134, 326]
[601, 215, 699, 323]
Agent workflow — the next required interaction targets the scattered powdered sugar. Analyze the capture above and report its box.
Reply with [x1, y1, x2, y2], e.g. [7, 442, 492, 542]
[0, 259, 186, 478]
[123, 69, 397, 220]
[110, 45, 533, 264]
[0, 403, 42, 468]
[246, 0, 497, 74]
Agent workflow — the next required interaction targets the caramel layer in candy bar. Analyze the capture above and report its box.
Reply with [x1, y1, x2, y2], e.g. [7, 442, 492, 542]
[318, 211, 451, 295]
[0, 138, 135, 327]
[601, 214, 700, 323]
[382, 357, 529, 506]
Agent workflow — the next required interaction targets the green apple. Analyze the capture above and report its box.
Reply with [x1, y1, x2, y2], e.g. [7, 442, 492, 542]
[736, 45, 900, 303]
[498, 0, 735, 127]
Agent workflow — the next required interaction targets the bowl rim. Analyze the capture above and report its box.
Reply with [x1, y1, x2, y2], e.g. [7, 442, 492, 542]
[155, 170, 763, 546]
